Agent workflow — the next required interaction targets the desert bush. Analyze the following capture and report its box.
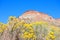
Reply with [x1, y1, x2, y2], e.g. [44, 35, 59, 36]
[0, 16, 60, 40]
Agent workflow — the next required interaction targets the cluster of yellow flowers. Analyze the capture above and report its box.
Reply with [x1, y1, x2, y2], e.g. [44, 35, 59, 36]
[0, 23, 8, 33]
[20, 24, 36, 40]
[46, 31, 55, 40]
[0, 16, 60, 40]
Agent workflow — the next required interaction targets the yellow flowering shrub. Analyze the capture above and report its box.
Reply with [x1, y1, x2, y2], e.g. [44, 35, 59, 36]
[46, 31, 55, 40]
[0, 23, 8, 33]
[0, 16, 60, 40]
[19, 23, 36, 40]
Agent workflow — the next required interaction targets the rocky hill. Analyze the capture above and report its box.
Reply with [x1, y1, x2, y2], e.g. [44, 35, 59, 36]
[0, 10, 60, 40]
[19, 10, 60, 26]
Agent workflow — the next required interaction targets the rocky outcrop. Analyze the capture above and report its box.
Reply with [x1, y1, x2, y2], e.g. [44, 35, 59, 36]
[19, 10, 60, 26]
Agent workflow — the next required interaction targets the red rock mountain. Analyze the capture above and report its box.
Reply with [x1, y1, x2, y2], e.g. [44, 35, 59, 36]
[19, 10, 60, 25]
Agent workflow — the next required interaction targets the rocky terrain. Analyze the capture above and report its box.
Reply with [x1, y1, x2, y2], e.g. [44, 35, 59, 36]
[19, 10, 60, 26]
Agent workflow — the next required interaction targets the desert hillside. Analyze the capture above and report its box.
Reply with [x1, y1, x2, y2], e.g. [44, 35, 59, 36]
[0, 10, 60, 40]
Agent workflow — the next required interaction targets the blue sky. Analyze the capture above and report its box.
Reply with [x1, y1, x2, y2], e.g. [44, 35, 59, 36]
[0, 0, 60, 23]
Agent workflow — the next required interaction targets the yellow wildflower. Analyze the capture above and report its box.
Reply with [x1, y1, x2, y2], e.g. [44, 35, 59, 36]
[24, 32, 29, 35]
[30, 29, 34, 32]
[46, 37, 49, 40]
[0, 29, 3, 33]
[23, 34, 29, 38]
[28, 33, 33, 38]
[1, 24, 7, 31]
[47, 31, 55, 40]
[50, 31, 54, 35]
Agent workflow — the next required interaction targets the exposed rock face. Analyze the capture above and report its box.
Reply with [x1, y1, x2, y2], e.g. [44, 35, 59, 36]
[19, 10, 60, 25]
[19, 10, 55, 22]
